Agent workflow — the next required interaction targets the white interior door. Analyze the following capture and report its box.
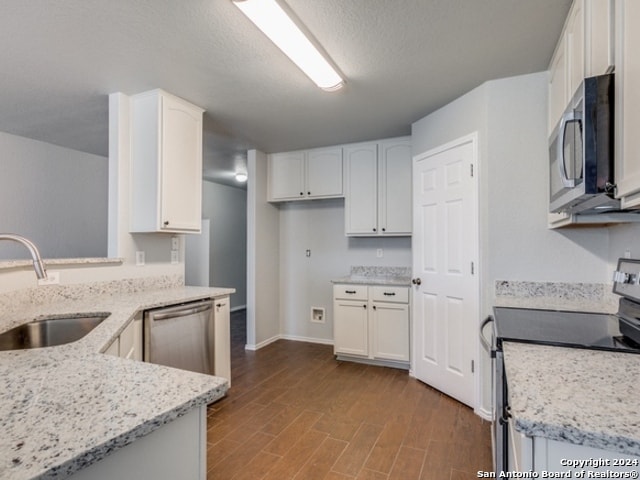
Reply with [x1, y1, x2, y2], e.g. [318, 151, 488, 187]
[412, 134, 479, 408]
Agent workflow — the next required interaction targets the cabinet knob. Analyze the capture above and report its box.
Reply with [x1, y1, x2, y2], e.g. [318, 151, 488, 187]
[382, 228, 386, 232]
[307, 191, 311, 195]
[372, 228, 377, 232]
[163, 221, 170, 226]
[362, 304, 367, 309]
[373, 305, 377, 310]
[300, 192, 304, 196]
[412, 278, 422, 285]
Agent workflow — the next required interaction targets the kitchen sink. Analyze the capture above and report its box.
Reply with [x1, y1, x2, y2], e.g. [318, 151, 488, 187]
[0, 314, 109, 351]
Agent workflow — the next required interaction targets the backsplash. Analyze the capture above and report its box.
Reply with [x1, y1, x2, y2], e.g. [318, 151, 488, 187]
[0, 274, 184, 313]
[494, 280, 618, 313]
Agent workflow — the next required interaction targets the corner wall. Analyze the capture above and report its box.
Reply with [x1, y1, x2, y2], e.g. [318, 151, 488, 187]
[246, 149, 281, 349]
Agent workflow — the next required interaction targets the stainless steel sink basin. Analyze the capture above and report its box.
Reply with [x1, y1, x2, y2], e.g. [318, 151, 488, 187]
[0, 314, 109, 351]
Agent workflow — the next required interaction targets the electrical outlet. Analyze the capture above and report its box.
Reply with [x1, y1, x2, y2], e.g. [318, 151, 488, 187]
[171, 250, 179, 264]
[135, 251, 145, 266]
[171, 236, 179, 250]
[376, 248, 383, 258]
[38, 271, 60, 286]
[625, 250, 632, 259]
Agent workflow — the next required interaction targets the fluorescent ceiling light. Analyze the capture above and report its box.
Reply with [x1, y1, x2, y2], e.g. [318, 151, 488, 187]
[232, 0, 344, 91]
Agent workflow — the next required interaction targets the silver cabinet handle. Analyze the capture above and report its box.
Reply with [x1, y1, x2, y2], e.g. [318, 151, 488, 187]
[412, 278, 421, 285]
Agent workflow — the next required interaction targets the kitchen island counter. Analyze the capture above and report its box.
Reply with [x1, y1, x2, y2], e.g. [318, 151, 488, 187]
[0, 285, 234, 480]
[503, 341, 640, 457]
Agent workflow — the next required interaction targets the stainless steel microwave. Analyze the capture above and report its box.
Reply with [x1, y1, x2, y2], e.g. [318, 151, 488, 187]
[549, 73, 616, 214]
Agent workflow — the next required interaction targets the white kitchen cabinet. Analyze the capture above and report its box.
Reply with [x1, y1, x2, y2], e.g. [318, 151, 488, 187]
[333, 284, 410, 368]
[104, 315, 143, 360]
[510, 432, 640, 476]
[213, 296, 231, 386]
[333, 285, 369, 356]
[268, 147, 343, 201]
[548, 0, 614, 136]
[69, 406, 207, 480]
[615, 0, 640, 208]
[130, 89, 204, 233]
[586, 0, 615, 76]
[344, 137, 412, 236]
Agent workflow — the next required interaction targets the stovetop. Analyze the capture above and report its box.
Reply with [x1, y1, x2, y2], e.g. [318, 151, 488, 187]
[493, 306, 640, 352]
[492, 258, 640, 354]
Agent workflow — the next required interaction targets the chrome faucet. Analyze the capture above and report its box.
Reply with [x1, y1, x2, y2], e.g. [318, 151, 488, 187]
[0, 234, 47, 280]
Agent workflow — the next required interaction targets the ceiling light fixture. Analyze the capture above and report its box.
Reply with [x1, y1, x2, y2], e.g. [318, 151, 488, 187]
[232, 0, 344, 91]
[235, 172, 248, 182]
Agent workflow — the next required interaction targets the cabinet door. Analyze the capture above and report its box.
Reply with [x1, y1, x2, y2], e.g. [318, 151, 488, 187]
[214, 297, 231, 385]
[334, 299, 369, 356]
[371, 302, 409, 362]
[268, 151, 306, 200]
[119, 315, 143, 361]
[566, 0, 585, 99]
[616, 0, 640, 208]
[160, 93, 203, 232]
[344, 143, 378, 235]
[378, 139, 412, 235]
[549, 33, 568, 135]
[586, 0, 614, 76]
[306, 147, 343, 198]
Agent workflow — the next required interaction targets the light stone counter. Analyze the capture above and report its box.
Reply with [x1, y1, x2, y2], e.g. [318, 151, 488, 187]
[331, 265, 412, 287]
[0, 284, 234, 480]
[503, 341, 640, 456]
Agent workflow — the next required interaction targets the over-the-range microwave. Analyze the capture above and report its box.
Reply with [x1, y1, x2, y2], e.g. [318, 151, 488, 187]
[549, 73, 616, 215]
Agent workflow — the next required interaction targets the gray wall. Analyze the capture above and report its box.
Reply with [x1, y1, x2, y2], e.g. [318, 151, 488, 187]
[202, 180, 247, 310]
[0, 131, 108, 259]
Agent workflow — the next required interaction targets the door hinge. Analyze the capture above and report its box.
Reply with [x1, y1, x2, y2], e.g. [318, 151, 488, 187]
[470, 164, 474, 177]
[471, 360, 475, 373]
[471, 261, 475, 275]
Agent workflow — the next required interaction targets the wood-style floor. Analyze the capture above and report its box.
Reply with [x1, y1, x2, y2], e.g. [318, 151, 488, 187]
[206, 311, 492, 479]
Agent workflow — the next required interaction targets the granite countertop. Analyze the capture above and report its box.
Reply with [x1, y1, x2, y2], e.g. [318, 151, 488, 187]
[0, 286, 234, 480]
[503, 341, 640, 456]
[331, 265, 412, 287]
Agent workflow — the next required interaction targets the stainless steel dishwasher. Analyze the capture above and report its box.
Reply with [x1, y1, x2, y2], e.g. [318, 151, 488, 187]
[144, 299, 215, 375]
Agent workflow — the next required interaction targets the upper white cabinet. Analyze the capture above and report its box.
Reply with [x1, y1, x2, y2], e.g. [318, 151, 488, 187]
[130, 89, 204, 233]
[615, 0, 640, 208]
[344, 137, 412, 236]
[268, 147, 343, 201]
[548, 0, 614, 136]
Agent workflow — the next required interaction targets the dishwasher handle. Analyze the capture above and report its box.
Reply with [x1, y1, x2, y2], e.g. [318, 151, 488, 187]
[151, 303, 212, 321]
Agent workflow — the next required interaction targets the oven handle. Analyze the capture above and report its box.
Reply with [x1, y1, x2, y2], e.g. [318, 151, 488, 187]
[480, 315, 495, 357]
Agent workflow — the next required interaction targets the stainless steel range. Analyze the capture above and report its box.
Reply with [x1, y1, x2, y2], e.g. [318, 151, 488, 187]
[481, 258, 640, 474]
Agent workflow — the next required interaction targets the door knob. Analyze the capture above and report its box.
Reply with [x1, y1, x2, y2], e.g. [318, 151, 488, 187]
[412, 278, 422, 285]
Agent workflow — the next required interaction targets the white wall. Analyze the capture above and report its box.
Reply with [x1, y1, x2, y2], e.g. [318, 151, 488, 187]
[608, 224, 640, 270]
[246, 149, 281, 349]
[279, 199, 411, 343]
[412, 72, 611, 318]
[201, 181, 247, 309]
[0, 131, 108, 259]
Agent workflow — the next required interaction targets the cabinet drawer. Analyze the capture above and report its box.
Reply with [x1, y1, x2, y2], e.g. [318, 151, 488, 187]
[333, 284, 368, 300]
[370, 286, 409, 303]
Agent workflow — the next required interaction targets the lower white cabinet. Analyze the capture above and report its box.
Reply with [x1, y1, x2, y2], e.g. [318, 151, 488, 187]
[510, 430, 640, 476]
[69, 406, 207, 480]
[104, 314, 143, 360]
[333, 284, 410, 368]
[213, 297, 231, 386]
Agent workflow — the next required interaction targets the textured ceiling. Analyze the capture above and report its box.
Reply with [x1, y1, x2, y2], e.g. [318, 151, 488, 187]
[0, 0, 571, 188]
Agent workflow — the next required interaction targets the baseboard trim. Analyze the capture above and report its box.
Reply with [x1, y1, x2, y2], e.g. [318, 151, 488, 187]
[279, 334, 334, 346]
[245, 334, 334, 351]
